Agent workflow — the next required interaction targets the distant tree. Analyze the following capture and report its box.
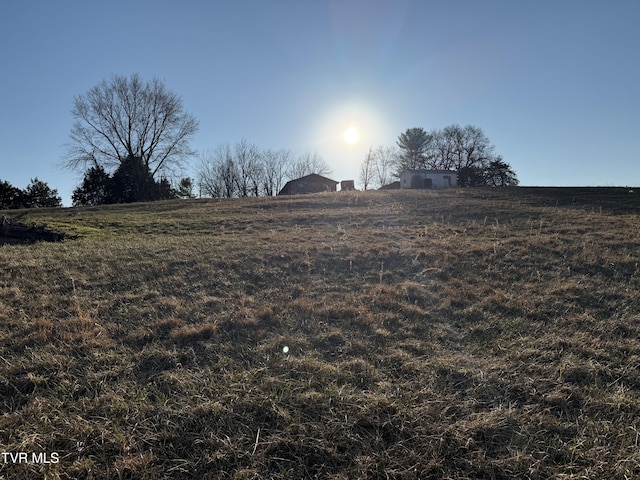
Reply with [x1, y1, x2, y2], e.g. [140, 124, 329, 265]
[359, 147, 375, 190]
[23, 178, 62, 208]
[431, 125, 460, 170]
[72, 160, 176, 205]
[262, 148, 293, 196]
[198, 145, 238, 198]
[395, 127, 433, 172]
[484, 157, 519, 186]
[372, 145, 397, 189]
[217, 154, 238, 198]
[233, 139, 263, 197]
[0, 180, 25, 209]
[176, 177, 196, 199]
[392, 124, 518, 187]
[109, 155, 173, 203]
[288, 152, 332, 179]
[436, 126, 518, 186]
[198, 144, 332, 198]
[65, 73, 198, 179]
[457, 166, 487, 187]
[436, 124, 496, 171]
[0, 179, 61, 209]
[72, 165, 111, 206]
[157, 177, 175, 200]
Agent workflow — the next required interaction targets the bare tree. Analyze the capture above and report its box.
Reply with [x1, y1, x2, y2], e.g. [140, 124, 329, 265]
[233, 139, 262, 197]
[197, 150, 221, 198]
[373, 146, 397, 188]
[432, 124, 496, 171]
[358, 146, 398, 190]
[359, 147, 375, 190]
[198, 144, 237, 198]
[198, 144, 340, 198]
[262, 148, 293, 196]
[459, 124, 496, 170]
[288, 152, 332, 179]
[66, 74, 198, 179]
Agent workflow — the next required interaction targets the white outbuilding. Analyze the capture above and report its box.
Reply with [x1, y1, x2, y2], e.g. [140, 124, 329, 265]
[400, 169, 458, 189]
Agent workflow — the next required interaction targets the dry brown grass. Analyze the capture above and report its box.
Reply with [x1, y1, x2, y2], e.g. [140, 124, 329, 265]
[1, 187, 640, 478]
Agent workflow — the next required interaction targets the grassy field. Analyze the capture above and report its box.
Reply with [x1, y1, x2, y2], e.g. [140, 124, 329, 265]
[1, 187, 640, 479]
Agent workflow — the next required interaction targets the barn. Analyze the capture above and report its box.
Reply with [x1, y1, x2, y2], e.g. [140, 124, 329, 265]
[278, 174, 339, 195]
[400, 169, 457, 189]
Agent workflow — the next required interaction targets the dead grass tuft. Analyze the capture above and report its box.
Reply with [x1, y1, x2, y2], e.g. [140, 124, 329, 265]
[170, 323, 218, 343]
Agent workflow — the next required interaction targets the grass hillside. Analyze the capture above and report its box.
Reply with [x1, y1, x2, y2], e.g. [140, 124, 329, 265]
[1, 187, 640, 479]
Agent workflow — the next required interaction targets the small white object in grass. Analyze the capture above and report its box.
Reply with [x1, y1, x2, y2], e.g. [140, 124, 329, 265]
[282, 346, 289, 354]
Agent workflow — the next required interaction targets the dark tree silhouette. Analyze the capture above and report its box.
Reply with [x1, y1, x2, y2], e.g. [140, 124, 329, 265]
[73, 157, 175, 205]
[0, 180, 25, 209]
[66, 74, 198, 179]
[393, 124, 518, 187]
[72, 166, 111, 206]
[484, 157, 519, 186]
[457, 166, 487, 187]
[1, 179, 61, 208]
[23, 179, 62, 208]
[109, 156, 168, 203]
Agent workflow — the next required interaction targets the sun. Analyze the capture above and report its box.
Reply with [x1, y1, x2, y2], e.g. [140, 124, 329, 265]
[343, 127, 360, 144]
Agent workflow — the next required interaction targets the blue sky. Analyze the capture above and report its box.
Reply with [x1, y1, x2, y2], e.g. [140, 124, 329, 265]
[1, 0, 639, 205]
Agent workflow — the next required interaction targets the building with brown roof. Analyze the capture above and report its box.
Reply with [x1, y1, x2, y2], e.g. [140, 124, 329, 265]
[278, 174, 339, 195]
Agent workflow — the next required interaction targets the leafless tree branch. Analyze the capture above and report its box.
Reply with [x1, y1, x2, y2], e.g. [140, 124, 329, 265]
[64, 74, 198, 180]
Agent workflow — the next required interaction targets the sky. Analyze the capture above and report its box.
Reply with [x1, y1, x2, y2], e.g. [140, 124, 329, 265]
[1, 0, 639, 205]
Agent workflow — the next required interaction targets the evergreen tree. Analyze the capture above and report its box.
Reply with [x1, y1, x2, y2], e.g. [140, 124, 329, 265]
[109, 156, 159, 203]
[156, 177, 175, 200]
[484, 157, 519, 186]
[23, 178, 62, 207]
[0, 180, 25, 209]
[396, 127, 433, 171]
[394, 124, 519, 187]
[457, 166, 487, 187]
[176, 177, 195, 198]
[72, 157, 176, 205]
[72, 166, 111, 206]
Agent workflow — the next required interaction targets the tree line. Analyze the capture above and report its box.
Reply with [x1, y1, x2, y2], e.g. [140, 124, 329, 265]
[360, 126, 518, 190]
[0, 178, 62, 209]
[1, 74, 520, 210]
[71, 155, 196, 205]
[64, 74, 334, 205]
[197, 142, 331, 198]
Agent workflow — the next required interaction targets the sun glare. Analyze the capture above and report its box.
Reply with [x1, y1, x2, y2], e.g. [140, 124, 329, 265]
[343, 127, 360, 144]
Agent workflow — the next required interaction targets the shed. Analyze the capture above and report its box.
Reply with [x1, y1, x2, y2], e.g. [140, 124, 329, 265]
[278, 174, 339, 195]
[340, 180, 355, 191]
[400, 169, 457, 189]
